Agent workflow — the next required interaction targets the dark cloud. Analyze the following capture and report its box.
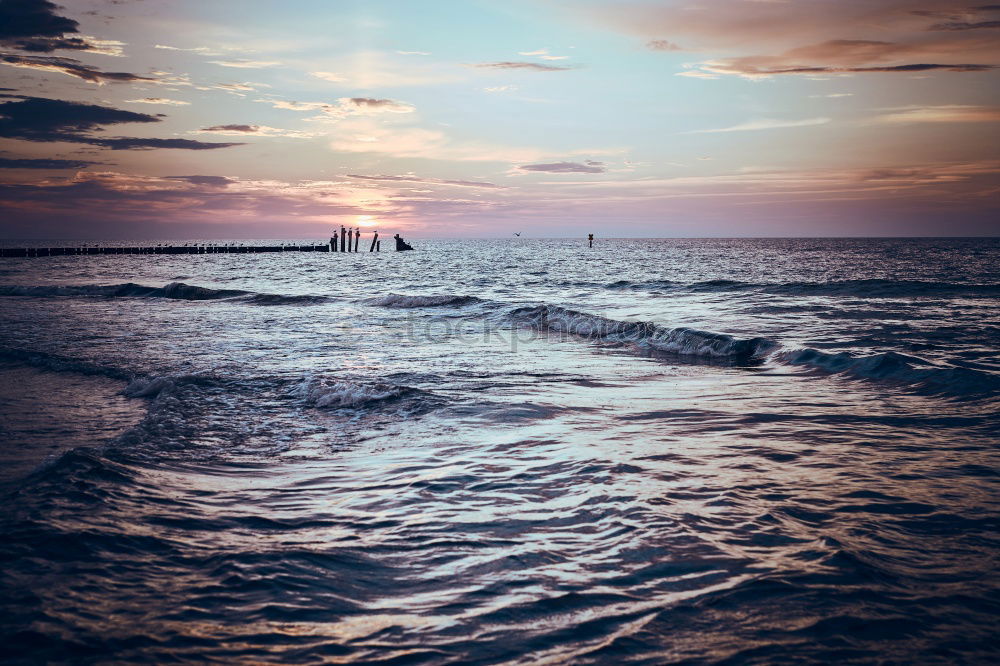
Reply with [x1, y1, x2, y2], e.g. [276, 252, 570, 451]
[201, 124, 259, 132]
[0, 53, 154, 82]
[0, 96, 243, 150]
[347, 174, 506, 189]
[0, 0, 78, 40]
[647, 39, 682, 51]
[0, 96, 159, 141]
[0, 156, 95, 168]
[167, 175, 236, 187]
[787, 63, 993, 73]
[929, 20, 1000, 30]
[348, 97, 399, 107]
[473, 61, 575, 71]
[519, 161, 606, 174]
[93, 137, 243, 150]
[0, 0, 114, 53]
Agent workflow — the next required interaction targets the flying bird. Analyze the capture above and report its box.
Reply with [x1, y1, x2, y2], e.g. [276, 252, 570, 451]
[513, 232, 521, 237]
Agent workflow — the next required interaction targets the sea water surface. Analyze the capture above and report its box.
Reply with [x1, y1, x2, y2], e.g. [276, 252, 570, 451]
[0, 238, 998, 664]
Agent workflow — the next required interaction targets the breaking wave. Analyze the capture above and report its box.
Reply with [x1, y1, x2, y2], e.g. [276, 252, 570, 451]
[780, 348, 1000, 398]
[600, 279, 1000, 299]
[0, 282, 330, 305]
[366, 293, 485, 308]
[288, 374, 441, 414]
[507, 304, 777, 360]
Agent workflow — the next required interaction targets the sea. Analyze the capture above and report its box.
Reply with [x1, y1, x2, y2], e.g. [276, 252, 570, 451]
[0, 237, 998, 664]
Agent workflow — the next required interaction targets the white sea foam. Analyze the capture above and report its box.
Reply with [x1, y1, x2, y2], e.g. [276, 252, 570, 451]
[289, 375, 412, 408]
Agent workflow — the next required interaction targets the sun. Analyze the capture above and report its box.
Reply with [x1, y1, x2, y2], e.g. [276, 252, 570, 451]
[356, 215, 378, 227]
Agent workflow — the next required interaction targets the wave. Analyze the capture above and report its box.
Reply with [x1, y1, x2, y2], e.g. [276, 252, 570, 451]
[600, 279, 1000, 299]
[507, 305, 777, 360]
[780, 348, 1000, 398]
[0, 282, 250, 300]
[366, 293, 484, 308]
[0, 347, 136, 381]
[288, 374, 440, 413]
[0, 282, 330, 305]
[241, 293, 330, 306]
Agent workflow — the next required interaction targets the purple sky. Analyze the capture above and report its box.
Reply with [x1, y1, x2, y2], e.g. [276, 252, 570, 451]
[1, 0, 998, 239]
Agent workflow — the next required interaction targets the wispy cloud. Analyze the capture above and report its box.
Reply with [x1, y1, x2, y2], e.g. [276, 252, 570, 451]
[347, 174, 506, 189]
[647, 40, 683, 51]
[684, 118, 831, 134]
[518, 161, 606, 174]
[208, 59, 281, 69]
[872, 105, 1000, 124]
[473, 61, 575, 71]
[256, 96, 415, 118]
[125, 97, 190, 106]
[517, 48, 569, 60]
[0, 53, 154, 84]
[196, 124, 315, 138]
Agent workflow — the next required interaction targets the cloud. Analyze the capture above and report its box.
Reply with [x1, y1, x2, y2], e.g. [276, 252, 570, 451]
[473, 61, 575, 71]
[200, 124, 259, 132]
[0, 169, 514, 235]
[0, 96, 159, 140]
[396, 50, 430, 56]
[929, 20, 1000, 30]
[684, 117, 832, 133]
[675, 70, 719, 79]
[0, 53, 154, 83]
[312, 71, 347, 82]
[0, 0, 120, 54]
[517, 48, 569, 60]
[927, 4, 1000, 30]
[346, 97, 414, 112]
[0, 156, 96, 169]
[257, 96, 415, 118]
[208, 59, 281, 69]
[483, 85, 517, 92]
[125, 97, 190, 105]
[347, 174, 506, 189]
[196, 124, 314, 138]
[872, 105, 1000, 124]
[647, 40, 683, 51]
[93, 137, 243, 151]
[518, 161, 606, 173]
[690, 58, 993, 79]
[0, 96, 242, 150]
[166, 175, 235, 187]
[588, 1, 1000, 79]
[155, 44, 223, 55]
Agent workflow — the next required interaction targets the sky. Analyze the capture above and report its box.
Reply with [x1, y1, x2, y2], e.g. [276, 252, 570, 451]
[0, 0, 998, 239]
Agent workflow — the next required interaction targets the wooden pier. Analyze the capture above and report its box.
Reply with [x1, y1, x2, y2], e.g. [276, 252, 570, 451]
[1, 245, 333, 258]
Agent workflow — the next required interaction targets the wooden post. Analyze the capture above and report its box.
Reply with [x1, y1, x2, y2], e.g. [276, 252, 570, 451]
[354, 228, 360, 252]
[369, 231, 379, 252]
